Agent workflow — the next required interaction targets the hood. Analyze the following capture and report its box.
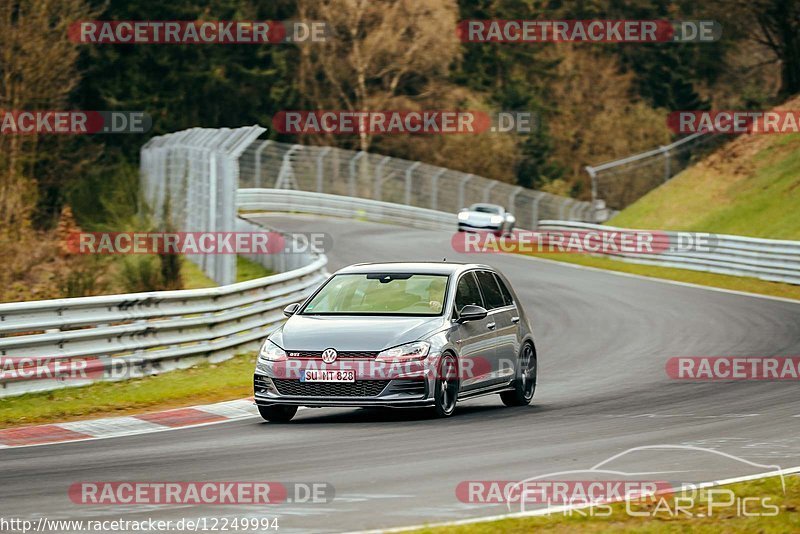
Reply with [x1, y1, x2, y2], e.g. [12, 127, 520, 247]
[466, 211, 500, 224]
[271, 315, 447, 351]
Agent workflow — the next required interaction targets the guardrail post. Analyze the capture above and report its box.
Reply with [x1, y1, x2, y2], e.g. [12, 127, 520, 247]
[405, 161, 420, 206]
[483, 181, 498, 203]
[559, 199, 573, 220]
[349, 152, 365, 198]
[508, 186, 522, 212]
[586, 165, 598, 205]
[531, 194, 544, 228]
[458, 174, 474, 209]
[374, 155, 390, 200]
[317, 147, 332, 193]
[568, 200, 583, 220]
[254, 140, 271, 188]
[659, 145, 671, 183]
[275, 144, 301, 189]
[431, 169, 445, 211]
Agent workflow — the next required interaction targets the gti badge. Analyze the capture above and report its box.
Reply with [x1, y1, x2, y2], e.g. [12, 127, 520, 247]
[321, 348, 338, 363]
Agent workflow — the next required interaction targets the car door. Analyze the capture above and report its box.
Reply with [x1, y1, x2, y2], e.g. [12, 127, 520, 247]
[492, 272, 521, 378]
[475, 270, 517, 386]
[452, 271, 497, 391]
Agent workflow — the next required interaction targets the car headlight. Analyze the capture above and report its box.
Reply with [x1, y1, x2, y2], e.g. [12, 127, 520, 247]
[376, 341, 430, 362]
[490, 215, 504, 224]
[458, 211, 470, 221]
[258, 340, 287, 362]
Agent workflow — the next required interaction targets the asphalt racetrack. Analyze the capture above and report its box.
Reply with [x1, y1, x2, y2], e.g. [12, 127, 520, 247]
[2, 214, 799, 533]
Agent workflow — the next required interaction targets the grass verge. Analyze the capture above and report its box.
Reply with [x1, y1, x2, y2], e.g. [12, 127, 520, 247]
[236, 256, 274, 281]
[0, 353, 256, 429]
[608, 131, 800, 240]
[524, 252, 800, 301]
[412, 474, 800, 533]
[180, 257, 217, 289]
[180, 256, 274, 289]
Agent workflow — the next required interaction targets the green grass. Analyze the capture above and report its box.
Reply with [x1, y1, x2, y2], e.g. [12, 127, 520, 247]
[412, 475, 800, 533]
[560, 127, 800, 300]
[524, 253, 800, 301]
[236, 255, 274, 282]
[179, 256, 274, 289]
[609, 133, 800, 240]
[0, 353, 257, 429]
[180, 257, 217, 289]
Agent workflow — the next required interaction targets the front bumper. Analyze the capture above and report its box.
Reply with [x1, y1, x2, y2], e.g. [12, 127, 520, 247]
[458, 221, 502, 232]
[253, 374, 434, 408]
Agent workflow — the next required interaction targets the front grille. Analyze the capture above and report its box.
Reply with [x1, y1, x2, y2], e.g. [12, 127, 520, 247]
[286, 350, 378, 359]
[273, 379, 388, 397]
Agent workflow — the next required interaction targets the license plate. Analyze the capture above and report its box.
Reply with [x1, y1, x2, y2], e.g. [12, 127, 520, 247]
[301, 369, 355, 383]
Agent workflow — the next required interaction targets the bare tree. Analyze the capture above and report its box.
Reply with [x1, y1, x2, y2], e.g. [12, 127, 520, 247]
[713, 0, 800, 98]
[0, 0, 93, 233]
[296, 0, 461, 152]
[544, 45, 671, 203]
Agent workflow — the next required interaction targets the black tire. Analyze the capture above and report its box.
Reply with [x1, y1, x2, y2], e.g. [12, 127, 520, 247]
[500, 342, 536, 407]
[432, 353, 459, 418]
[258, 405, 298, 423]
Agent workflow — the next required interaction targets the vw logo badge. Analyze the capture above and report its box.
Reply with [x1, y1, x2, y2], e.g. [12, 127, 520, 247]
[322, 348, 338, 363]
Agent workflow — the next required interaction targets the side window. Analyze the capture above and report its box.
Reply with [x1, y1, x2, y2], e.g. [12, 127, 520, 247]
[493, 274, 514, 307]
[454, 272, 483, 312]
[476, 270, 505, 310]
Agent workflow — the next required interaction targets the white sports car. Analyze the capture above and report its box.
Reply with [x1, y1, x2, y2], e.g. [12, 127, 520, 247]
[457, 203, 516, 236]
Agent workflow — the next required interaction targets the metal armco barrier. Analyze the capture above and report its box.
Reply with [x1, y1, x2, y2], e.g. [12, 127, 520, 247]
[6, 126, 794, 398]
[238, 190, 800, 286]
[537, 220, 800, 286]
[0, 256, 327, 398]
[239, 189, 455, 231]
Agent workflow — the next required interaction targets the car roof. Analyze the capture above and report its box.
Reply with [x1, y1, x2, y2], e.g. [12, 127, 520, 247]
[335, 262, 493, 276]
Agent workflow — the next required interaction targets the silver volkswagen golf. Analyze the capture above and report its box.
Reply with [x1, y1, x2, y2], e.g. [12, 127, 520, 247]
[253, 262, 536, 422]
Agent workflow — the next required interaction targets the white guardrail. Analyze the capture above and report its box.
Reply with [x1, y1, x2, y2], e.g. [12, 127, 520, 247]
[241, 189, 800, 286]
[537, 220, 800, 286]
[4, 189, 797, 398]
[239, 188, 455, 231]
[0, 252, 327, 398]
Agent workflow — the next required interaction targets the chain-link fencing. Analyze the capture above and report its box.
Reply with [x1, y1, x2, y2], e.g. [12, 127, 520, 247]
[587, 132, 725, 211]
[238, 141, 595, 228]
[140, 126, 265, 284]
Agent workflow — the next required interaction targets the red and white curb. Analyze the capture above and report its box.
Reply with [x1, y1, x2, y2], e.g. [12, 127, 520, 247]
[0, 398, 258, 449]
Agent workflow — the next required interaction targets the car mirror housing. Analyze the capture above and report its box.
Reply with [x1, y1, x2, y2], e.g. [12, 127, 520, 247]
[457, 304, 488, 323]
[283, 303, 301, 317]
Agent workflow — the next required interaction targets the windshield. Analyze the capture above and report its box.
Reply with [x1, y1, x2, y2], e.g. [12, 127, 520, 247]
[301, 273, 449, 316]
[470, 204, 502, 214]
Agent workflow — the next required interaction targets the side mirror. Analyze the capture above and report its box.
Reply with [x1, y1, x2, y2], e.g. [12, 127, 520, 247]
[283, 303, 301, 317]
[457, 304, 488, 323]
